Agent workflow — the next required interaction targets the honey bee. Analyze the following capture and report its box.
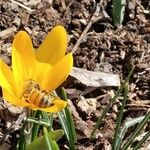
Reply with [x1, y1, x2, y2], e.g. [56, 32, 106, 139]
[22, 79, 56, 108]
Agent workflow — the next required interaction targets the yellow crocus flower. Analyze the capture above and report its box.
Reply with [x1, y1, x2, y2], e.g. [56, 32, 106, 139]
[0, 25, 73, 112]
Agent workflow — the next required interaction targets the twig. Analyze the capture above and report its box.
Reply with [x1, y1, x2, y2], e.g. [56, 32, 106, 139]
[63, 0, 74, 19]
[60, 0, 66, 10]
[71, 4, 102, 54]
[136, 0, 149, 14]
[0, 27, 15, 40]
[9, 0, 34, 13]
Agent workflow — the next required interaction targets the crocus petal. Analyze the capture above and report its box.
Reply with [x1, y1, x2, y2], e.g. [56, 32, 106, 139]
[34, 61, 53, 85]
[41, 53, 73, 91]
[36, 25, 67, 65]
[12, 31, 36, 90]
[0, 59, 16, 94]
[2, 88, 29, 107]
[30, 99, 67, 112]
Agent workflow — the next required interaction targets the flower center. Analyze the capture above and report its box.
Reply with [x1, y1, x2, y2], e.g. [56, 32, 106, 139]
[21, 79, 55, 108]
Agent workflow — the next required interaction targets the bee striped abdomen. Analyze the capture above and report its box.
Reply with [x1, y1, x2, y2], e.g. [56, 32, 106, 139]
[22, 80, 55, 108]
[39, 95, 52, 108]
[28, 89, 54, 108]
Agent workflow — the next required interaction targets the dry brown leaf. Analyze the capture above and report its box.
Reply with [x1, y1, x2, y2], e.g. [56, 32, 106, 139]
[70, 67, 120, 87]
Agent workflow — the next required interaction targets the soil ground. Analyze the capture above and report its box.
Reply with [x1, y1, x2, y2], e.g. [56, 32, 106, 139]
[0, 0, 150, 149]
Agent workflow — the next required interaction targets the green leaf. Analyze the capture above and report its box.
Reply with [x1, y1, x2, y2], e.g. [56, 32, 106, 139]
[43, 127, 59, 150]
[27, 129, 63, 150]
[113, 0, 126, 27]
[49, 129, 64, 142]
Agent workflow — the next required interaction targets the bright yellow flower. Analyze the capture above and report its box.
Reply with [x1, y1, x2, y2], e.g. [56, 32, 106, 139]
[0, 26, 73, 112]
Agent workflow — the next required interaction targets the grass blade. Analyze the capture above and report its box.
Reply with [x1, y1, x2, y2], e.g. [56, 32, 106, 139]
[119, 116, 148, 140]
[17, 124, 26, 150]
[91, 66, 134, 139]
[58, 88, 77, 150]
[40, 111, 53, 131]
[62, 88, 77, 144]
[31, 110, 41, 141]
[26, 117, 51, 127]
[112, 83, 128, 150]
[122, 112, 150, 150]
[58, 112, 70, 141]
[133, 130, 150, 150]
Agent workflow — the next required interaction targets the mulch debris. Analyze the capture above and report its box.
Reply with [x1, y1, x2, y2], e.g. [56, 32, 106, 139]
[0, 0, 150, 149]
